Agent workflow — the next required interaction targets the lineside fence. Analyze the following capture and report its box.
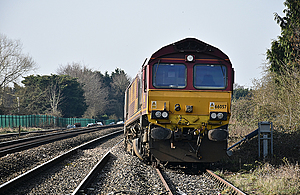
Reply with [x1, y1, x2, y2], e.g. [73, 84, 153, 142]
[0, 115, 96, 128]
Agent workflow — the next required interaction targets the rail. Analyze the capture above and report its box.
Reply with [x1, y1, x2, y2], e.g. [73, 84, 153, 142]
[155, 168, 173, 195]
[72, 138, 124, 195]
[205, 169, 247, 195]
[0, 124, 123, 157]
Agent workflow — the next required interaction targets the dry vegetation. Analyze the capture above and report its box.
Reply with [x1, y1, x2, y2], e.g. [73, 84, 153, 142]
[219, 161, 300, 194]
[216, 120, 300, 194]
[215, 67, 300, 194]
[0, 127, 42, 134]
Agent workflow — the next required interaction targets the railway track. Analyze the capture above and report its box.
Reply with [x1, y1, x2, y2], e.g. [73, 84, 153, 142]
[205, 170, 247, 195]
[0, 124, 122, 157]
[72, 139, 123, 195]
[76, 140, 246, 194]
[0, 126, 246, 194]
[155, 166, 247, 195]
[0, 129, 123, 194]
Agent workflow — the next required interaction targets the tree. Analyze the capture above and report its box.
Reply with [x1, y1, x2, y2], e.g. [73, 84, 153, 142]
[266, 0, 300, 74]
[57, 63, 131, 120]
[21, 75, 87, 117]
[57, 62, 108, 119]
[0, 34, 36, 88]
[48, 79, 62, 116]
[21, 75, 49, 115]
[263, 0, 300, 131]
[231, 1, 300, 133]
[105, 68, 131, 119]
[0, 34, 36, 113]
[232, 83, 252, 101]
[58, 75, 87, 118]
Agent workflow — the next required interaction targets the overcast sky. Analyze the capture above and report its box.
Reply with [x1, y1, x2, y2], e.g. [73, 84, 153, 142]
[0, 0, 285, 87]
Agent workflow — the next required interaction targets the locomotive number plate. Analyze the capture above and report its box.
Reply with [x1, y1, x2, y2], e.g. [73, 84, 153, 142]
[209, 102, 227, 112]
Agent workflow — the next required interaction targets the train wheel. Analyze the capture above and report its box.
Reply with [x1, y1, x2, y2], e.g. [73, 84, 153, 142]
[133, 138, 144, 160]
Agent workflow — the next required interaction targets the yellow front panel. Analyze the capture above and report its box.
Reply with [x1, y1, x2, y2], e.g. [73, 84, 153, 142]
[147, 90, 232, 129]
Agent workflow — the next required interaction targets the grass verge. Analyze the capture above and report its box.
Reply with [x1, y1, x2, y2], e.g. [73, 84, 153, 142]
[218, 160, 300, 194]
[213, 125, 300, 194]
[0, 127, 42, 134]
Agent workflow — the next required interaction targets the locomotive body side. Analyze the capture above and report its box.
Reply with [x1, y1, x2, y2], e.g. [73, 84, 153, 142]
[124, 38, 234, 164]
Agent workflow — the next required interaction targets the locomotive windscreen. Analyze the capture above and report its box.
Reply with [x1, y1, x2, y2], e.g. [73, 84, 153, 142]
[153, 63, 186, 88]
[193, 64, 227, 89]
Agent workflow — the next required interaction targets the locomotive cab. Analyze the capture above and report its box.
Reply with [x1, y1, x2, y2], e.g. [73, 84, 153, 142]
[124, 38, 234, 164]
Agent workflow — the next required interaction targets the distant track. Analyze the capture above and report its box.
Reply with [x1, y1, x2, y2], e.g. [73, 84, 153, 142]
[0, 129, 123, 194]
[0, 128, 66, 139]
[0, 124, 123, 157]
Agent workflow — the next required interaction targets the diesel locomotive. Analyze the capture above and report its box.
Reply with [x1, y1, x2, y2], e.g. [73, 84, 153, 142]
[124, 38, 234, 164]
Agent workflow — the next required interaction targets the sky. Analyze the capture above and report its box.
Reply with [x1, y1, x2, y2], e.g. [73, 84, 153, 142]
[0, 0, 285, 87]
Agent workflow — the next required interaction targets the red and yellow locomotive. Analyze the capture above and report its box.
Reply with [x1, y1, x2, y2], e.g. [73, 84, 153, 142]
[124, 38, 234, 164]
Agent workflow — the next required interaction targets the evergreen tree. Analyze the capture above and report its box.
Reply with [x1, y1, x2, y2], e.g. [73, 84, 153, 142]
[266, 0, 300, 74]
[21, 75, 87, 117]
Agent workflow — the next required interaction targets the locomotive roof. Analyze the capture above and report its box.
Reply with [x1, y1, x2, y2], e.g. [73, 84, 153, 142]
[149, 38, 230, 62]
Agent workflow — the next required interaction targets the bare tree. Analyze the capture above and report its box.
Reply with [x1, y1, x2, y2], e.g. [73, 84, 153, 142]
[57, 62, 109, 119]
[47, 80, 63, 117]
[0, 34, 36, 87]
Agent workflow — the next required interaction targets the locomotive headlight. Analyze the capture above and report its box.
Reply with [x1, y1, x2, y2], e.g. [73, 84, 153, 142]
[162, 111, 169, 118]
[217, 113, 224, 119]
[210, 112, 227, 120]
[151, 110, 169, 119]
[185, 55, 195, 62]
[155, 111, 162, 118]
[211, 112, 217, 119]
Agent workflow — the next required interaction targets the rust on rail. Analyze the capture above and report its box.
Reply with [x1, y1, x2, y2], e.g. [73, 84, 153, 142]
[155, 168, 173, 195]
[206, 169, 247, 195]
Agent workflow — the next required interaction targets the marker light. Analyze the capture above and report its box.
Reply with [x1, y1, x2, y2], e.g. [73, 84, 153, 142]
[217, 113, 224, 119]
[162, 111, 169, 118]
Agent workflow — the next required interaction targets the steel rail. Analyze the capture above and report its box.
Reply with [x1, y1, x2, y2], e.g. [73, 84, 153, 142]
[0, 124, 123, 157]
[0, 129, 123, 194]
[72, 139, 124, 195]
[0, 128, 66, 139]
[206, 169, 247, 195]
[155, 168, 173, 195]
